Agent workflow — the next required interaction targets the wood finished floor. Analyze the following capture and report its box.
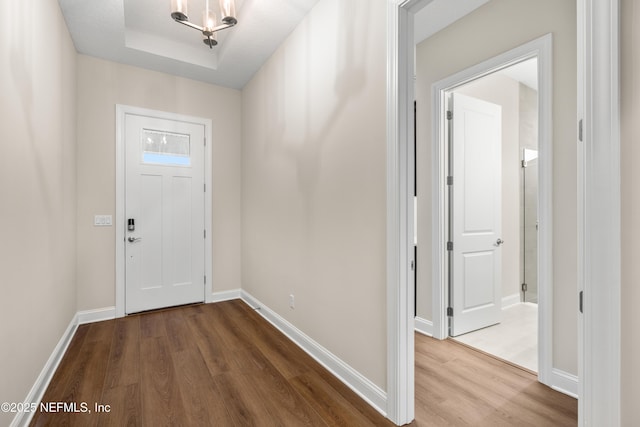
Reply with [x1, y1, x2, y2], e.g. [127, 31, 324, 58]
[413, 334, 577, 426]
[30, 300, 576, 426]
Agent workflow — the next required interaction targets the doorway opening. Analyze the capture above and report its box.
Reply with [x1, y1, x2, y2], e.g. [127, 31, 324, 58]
[444, 58, 540, 372]
[115, 105, 214, 318]
[390, 1, 620, 424]
[429, 34, 553, 384]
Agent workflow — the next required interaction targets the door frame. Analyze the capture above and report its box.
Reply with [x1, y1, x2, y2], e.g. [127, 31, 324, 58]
[386, 0, 620, 425]
[432, 35, 553, 386]
[115, 105, 213, 318]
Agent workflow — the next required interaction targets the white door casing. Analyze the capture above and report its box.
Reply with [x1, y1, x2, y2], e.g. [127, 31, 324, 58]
[116, 105, 213, 317]
[431, 35, 553, 386]
[389, 1, 619, 425]
[450, 92, 503, 337]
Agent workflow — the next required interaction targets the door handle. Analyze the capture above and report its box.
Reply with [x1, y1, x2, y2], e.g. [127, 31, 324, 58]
[495, 238, 504, 246]
[127, 236, 142, 243]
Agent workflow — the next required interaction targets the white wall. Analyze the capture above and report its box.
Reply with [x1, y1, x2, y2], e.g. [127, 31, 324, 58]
[415, 0, 578, 375]
[620, 0, 640, 423]
[0, 0, 77, 425]
[454, 73, 522, 300]
[241, 0, 388, 388]
[76, 56, 242, 310]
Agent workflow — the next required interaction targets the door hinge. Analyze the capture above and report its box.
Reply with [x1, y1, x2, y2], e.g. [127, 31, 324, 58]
[446, 111, 452, 120]
[447, 307, 453, 317]
[411, 260, 415, 271]
[446, 176, 453, 186]
[204, 138, 207, 147]
[447, 241, 453, 251]
[204, 183, 206, 192]
[521, 159, 527, 168]
[579, 290, 583, 313]
[204, 230, 206, 238]
[522, 283, 528, 292]
[204, 275, 207, 284]
[578, 119, 583, 142]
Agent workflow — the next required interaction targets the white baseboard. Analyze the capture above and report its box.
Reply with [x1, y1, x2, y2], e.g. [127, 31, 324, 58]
[77, 306, 116, 324]
[10, 313, 79, 427]
[550, 368, 578, 398]
[207, 289, 241, 304]
[502, 293, 521, 309]
[414, 317, 433, 337]
[240, 290, 387, 417]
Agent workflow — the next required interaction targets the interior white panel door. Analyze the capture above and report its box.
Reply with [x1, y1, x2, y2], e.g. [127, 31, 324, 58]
[125, 113, 205, 314]
[450, 92, 502, 337]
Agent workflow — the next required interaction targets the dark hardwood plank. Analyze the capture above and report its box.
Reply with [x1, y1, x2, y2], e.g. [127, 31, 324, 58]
[186, 307, 232, 376]
[290, 370, 383, 427]
[102, 316, 140, 389]
[228, 344, 328, 426]
[139, 310, 167, 339]
[31, 325, 91, 427]
[30, 325, 91, 427]
[139, 335, 188, 426]
[163, 308, 197, 353]
[201, 301, 254, 352]
[301, 365, 393, 427]
[33, 321, 114, 427]
[66, 321, 115, 427]
[96, 383, 141, 427]
[213, 372, 278, 426]
[171, 348, 236, 426]
[223, 301, 312, 379]
[413, 334, 577, 427]
[93, 317, 141, 426]
[31, 300, 577, 426]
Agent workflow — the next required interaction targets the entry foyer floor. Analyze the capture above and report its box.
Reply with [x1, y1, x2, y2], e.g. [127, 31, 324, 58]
[31, 300, 574, 426]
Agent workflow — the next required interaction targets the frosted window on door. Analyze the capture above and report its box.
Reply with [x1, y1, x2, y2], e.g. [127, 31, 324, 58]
[141, 129, 191, 166]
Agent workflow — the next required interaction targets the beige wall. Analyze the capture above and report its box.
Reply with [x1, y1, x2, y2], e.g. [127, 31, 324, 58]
[454, 73, 522, 300]
[0, 0, 77, 424]
[620, 0, 640, 424]
[241, 0, 388, 388]
[76, 56, 242, 310]
[415, 0, 578, 374]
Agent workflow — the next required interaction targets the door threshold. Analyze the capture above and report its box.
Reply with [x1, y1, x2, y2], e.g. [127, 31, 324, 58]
[126, 301, 205, 316]
[447, 337, 537, 376]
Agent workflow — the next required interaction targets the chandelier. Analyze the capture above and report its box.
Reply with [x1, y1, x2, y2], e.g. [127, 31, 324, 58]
[171, 0, 238, 49]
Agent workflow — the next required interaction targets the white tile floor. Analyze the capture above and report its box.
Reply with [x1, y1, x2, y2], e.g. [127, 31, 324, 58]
[452, 302, 538, 372]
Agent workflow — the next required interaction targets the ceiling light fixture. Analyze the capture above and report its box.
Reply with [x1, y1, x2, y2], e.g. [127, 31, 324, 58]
[171, 0, 237, 49]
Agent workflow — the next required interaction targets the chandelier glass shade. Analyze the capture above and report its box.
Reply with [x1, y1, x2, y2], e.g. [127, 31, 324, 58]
[171, 0, 237, 49]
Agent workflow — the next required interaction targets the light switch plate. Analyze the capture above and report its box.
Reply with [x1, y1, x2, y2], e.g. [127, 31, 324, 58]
[94, 215, 112, 226]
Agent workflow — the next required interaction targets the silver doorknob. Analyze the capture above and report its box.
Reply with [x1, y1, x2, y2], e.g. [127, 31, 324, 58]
[128, 236, 142, 243]
[496, 238, 504, 246]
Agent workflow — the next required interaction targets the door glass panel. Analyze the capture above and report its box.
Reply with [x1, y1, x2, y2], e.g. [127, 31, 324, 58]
[141, 129, 191, 166]
[522, 152, 538, 303]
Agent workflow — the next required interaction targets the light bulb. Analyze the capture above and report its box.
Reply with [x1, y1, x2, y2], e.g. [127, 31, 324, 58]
[219, 0, 237, 25]
[171, 0, 188, 21]
[203, 9, 217, 32]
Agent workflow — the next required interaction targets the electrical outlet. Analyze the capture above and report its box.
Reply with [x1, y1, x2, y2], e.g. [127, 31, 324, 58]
[289, 294, 295, 309]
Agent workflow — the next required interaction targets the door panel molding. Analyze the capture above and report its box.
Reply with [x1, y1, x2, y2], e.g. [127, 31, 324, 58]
[115, 105, 213, 318]
[450, 93, 503, 337]
[431, 34, 554, 385]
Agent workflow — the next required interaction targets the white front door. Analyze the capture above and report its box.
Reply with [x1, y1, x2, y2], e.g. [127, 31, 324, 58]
[124, 113, 205, 314]
[450, 92, 502, 337]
